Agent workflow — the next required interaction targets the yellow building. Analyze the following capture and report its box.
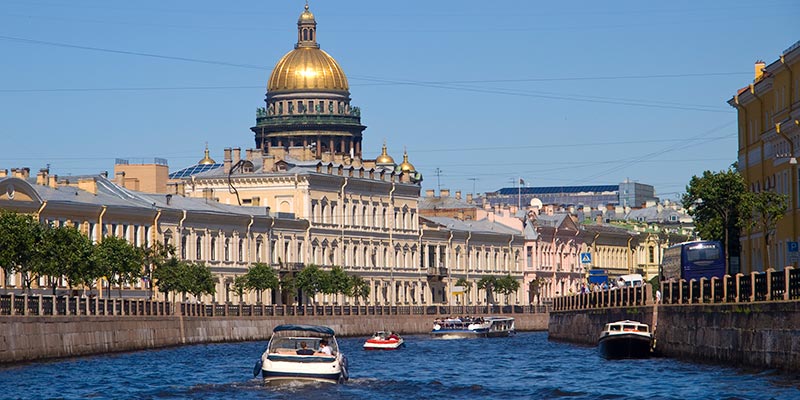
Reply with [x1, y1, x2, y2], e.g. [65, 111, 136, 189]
[729, 41, 800, 272]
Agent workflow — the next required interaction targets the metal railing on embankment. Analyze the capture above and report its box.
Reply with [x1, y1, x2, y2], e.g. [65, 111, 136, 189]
[0, 294, 170, 316]
[178, 303, 549, 317]
[0, 294, 550, 317]
[550, 267, 800, 312]
[551, 285, 651, 311]
[661, 266, 800, 305]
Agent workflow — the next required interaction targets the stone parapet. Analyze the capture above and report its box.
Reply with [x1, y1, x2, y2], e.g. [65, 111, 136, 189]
[0, 313, 547, 364]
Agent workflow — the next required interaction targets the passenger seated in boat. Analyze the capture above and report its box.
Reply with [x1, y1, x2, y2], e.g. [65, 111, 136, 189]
[296, 341, 314, 355]
[388, 332, 399, 340]
[317, 339, 333, 355]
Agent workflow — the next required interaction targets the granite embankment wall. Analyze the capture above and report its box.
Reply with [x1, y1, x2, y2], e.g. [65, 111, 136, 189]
[655, 302, 800, 371]
[0, 313, 548, 364]
[547, 306, 654, 346]
[549, 302, 800, 371]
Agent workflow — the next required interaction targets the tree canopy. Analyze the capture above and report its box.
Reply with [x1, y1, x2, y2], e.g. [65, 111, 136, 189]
[682, 167, 746, 272]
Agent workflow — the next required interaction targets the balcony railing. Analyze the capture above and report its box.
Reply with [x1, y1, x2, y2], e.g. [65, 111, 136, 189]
[426, 267, 448, 277]
[255, 114, 362, 127]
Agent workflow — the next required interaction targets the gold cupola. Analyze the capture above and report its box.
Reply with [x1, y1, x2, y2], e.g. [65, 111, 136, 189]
[375, 142, 396, 166]
[267, 4, 349, 93]
[198, 144, 216, 165]
[399, 149, 415, 173]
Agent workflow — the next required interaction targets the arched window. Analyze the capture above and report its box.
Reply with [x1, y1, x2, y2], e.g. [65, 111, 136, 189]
[196, 236, 202, 260]
[224, 238, 230, 262]
[238, 239, 244, 262]
[210, 237, 217, 261]
[181, 235, 187, 259]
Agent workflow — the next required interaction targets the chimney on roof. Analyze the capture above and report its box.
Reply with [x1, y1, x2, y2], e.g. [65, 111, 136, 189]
[100, 171, 108, 179]
[232, 148, 241, 165]
[466, 193, 473, 203]
[0, 169, 7, 178]
[166, 194, 172, 205]
[755, 60, 766, 81]
[441, 189, 450, 198]
[36, 168, 49, 186]
[78, 177, 97, 195]
[455, 190, 461, 200]
[11, 168, 30, 179]
[224, 148, 232, 174]
[425, 189, 435, 197]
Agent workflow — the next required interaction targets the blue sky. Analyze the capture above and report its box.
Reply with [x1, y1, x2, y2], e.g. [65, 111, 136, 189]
[1, 0, 799, 201]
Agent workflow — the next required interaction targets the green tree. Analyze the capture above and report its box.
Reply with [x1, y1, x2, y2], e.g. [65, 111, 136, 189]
[95, 236, 145, 297]
[495, 275, 520, 304]
[142, 242, 176, 299]
[322, 266, 351, 299]
[295, 264, 324, 305]
[153, 257, 185, 303]
[682, 167, 746, 273]
[528, 277, 545, 305]
[232, 275, 248, 303]
[0, 211, 44, 294]
[185, 261, 216, 301]
[347, 274, 370, 304]
[739, 191, 788, 269]
[477, 275, 497, 304]
[244, 263, 279, 303]
[36, 225, 96, 294]
[454, 277, 472, 304]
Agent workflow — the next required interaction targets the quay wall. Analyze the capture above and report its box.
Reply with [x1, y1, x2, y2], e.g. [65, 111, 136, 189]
[0, 313, 548, 364]
[547, 306, 654, 346]
[548, 301, 800, 371]
[655, 302, 800, 371]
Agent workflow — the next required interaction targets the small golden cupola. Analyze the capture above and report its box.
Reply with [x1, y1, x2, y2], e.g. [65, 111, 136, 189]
[375, 141, 396, 167]
[399, 149, 415, 173]
[198, 144, 216, 165]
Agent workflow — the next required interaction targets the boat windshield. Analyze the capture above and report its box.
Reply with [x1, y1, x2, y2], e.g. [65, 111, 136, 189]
[268, 336, 338, 354]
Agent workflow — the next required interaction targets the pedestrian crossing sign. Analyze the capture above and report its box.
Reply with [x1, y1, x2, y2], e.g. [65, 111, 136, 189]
[580, 252, 592, 264]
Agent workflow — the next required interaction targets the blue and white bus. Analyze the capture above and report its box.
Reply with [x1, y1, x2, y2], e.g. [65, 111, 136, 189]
[661, 241, 726, 281]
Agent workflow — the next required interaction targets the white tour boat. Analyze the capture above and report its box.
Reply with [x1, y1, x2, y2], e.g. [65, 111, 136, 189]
[597, 320, 653, 359]
[254, 324, 349, 384]
[363, 331, 404, 350]
[431, 316, 515, 339]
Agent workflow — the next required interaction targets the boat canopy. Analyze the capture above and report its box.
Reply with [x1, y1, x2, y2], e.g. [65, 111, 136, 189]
[273, 324, 335, 335]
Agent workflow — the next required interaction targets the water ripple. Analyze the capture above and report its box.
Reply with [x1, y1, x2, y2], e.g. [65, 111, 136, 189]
[0, 332, 798, 399]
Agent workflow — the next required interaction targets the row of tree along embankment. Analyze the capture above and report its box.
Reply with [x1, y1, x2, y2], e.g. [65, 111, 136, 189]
[548, 277, 800, 371]
[0, 296, 548, 364]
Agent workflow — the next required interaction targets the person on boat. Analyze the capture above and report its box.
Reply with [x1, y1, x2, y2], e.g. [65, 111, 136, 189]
[388, 332, 399, 340]
[296, 341, 314, 355]
[318, 339, 333, 355]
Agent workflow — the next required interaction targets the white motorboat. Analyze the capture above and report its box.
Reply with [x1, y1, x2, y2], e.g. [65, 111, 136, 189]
[254, 324, 349, 384]
[431, 316, 515, 339]
[598, 320, 653, 359]
[363, 331, 404, 350]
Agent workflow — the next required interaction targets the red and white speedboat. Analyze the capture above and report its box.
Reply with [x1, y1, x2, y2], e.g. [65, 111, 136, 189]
[363, 331, 404, 350]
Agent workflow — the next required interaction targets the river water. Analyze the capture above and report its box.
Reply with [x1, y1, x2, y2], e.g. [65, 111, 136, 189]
[0, 332, 797, 399]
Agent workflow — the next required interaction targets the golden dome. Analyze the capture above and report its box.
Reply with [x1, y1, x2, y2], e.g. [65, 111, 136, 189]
[268, 48, 349, 92]
[376, 142, 395, 165]
[399, 150, 415, 173]
[198, 144, 216, 165]
[267, 4, 349, 93]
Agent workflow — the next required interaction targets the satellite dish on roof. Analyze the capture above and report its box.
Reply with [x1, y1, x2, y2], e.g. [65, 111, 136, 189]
[530, 198, 543, 208]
